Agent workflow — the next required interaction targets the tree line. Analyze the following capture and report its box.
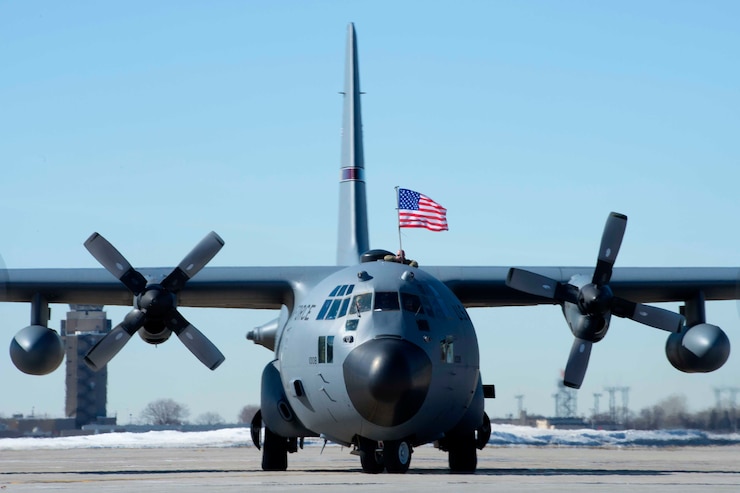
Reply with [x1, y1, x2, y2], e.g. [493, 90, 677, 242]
[137, 398, 259, 426]
[610, 394, 738, 432]
[141, 395, 738, 432]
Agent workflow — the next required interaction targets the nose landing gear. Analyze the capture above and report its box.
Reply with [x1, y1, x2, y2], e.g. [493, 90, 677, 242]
[356, 437, 412, 474]
[383, 440, 412, 473]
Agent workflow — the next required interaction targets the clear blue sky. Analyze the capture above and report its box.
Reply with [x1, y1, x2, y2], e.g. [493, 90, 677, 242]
[1, 1, 739, 422]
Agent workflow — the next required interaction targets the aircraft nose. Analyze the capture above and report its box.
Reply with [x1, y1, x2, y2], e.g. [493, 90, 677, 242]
[343, 337, 432, 427]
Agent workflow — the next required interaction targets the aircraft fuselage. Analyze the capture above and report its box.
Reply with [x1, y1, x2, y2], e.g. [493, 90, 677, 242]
[275, 259, 482, 447]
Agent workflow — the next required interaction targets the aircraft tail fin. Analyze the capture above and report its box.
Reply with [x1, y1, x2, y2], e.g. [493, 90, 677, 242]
[336, 23, 369, 265]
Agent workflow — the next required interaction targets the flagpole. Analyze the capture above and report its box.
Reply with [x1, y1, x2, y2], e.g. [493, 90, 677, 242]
[395, 186, 403, 253]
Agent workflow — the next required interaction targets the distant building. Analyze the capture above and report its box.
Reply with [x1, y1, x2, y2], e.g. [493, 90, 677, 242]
[61, 305, 111, 428]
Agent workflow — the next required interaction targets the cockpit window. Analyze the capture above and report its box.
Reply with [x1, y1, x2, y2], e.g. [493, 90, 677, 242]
[316, 284, 357, 321]
[325, 299, 342, 320]
[349, 293, 372, 314]
[427, 284, 453, 319]
[374, 292, 400, 311]
[401, 292, 424, 314]
[338, 298, 350, 318]
[420, 297, 435, 318]
[316, 299, 332, 320]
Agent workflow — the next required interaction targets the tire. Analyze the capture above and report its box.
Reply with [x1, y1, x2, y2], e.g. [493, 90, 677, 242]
[384, 440, 412, 473]
[448, 432, 477, 473]
[262, 427, 288, 471]
[358, 437, 384, 474]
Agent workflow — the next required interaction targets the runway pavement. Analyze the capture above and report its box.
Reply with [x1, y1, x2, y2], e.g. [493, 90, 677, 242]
[1, 444, 739, 492]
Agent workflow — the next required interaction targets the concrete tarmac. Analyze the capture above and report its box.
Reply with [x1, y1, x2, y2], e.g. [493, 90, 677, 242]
[2, 445, 740, 492]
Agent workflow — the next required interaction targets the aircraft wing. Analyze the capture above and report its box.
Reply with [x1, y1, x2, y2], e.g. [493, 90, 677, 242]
[6, 265, 737, 309]
[0, 266, 342, 309]
[427, 266, 740, 308]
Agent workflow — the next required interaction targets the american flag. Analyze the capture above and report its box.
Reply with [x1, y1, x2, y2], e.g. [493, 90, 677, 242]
[397, 188, 448, 231]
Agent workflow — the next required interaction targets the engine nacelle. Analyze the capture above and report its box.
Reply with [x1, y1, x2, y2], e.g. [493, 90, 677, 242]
[9, 325, 65, 375]
[665, 323, 730, 373]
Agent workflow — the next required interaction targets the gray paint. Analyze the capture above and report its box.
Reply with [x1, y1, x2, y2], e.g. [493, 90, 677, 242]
[666, 323, 731, 373]
[260, 360, 314, 438]
[336, 22, 369, 266]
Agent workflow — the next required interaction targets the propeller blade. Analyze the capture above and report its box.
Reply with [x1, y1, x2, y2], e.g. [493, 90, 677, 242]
[162, 232, 225, 292]
[592, 212, 627, 286]
[167, 311, 225, 370]
[506, 268, 578, 304]
[563, 338, 593, 389]
[507, 269, 559, 299]
[84, 309, 146, 370]
[611, 298, 684, 332]
[84, 233, 147, 294]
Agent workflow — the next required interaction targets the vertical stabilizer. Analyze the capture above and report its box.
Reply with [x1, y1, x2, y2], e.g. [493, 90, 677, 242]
[336, 23, 369, 265]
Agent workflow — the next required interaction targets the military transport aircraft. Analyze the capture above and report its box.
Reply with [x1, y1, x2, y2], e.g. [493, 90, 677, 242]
[4, 23, 736, 473]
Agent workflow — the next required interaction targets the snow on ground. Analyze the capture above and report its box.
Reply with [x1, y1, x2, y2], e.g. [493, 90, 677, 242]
[2, 425, 740, 451]
[488, 425, 740, 447]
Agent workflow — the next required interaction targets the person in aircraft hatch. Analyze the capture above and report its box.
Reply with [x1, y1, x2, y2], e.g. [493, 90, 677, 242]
[384, 249, 418, 268]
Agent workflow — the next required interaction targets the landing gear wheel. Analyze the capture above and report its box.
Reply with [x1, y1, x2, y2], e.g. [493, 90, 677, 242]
[358, 437, 384, 474]
[448, 432, 477, 473]
[262, 427, 288, 471]
[384, 440, 412, 473]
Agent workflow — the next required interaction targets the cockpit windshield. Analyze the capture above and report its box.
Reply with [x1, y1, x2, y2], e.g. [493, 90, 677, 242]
[374, 291, 400, 311]
[345, 291, 406, 315]
[401, 292, 424, 314]
[349, 293, 372, 315]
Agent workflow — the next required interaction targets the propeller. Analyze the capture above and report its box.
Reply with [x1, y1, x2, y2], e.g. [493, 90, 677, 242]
[83, 231, 226, 371]
[506, 212, 684, 389]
